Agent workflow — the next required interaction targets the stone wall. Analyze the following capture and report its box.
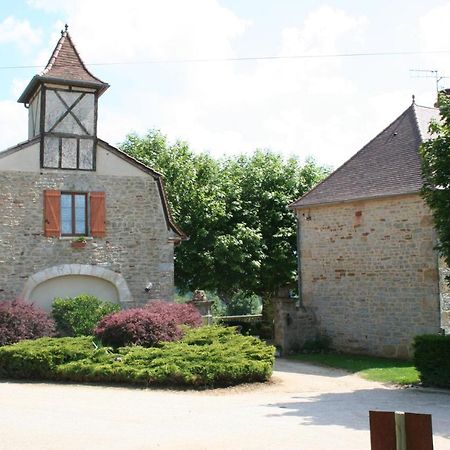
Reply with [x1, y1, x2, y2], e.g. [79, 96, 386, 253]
[439, 257, 450, 333]
[274, 297, 317, 354]
[0, 170, 175, 306]
[296, 194, 441, 358]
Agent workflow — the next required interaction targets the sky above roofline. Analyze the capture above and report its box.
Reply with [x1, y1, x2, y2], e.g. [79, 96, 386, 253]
[1, 0, 449, 168]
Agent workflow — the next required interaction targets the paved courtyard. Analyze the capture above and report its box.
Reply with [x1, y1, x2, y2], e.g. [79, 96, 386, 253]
[0, 359, 449, 450]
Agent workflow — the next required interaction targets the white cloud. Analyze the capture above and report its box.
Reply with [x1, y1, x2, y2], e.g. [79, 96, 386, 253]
[0, 17, 42, 53]
[0, 101, 28, 150]
[30, 0, 248, 62]
[419, 3, 450, 78]
[23, 2, 388, 167]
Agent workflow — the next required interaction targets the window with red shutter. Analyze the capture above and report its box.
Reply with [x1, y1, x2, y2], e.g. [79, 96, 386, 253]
[43, 190, 106, 238]
[44, 190, 61, 237]
[90, 192, 106, 238]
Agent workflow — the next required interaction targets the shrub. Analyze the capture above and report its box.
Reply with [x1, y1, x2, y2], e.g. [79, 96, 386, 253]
[145, 300, 203, 327]
[95, 308, 181, 347]
[0, 336, 94, 379]
[52, 295, 120, 337]
[413, 334, 450, 388]
[0, 326, 275, 388]
[95, 301, 202, 348]
[0, 300, 55, 346]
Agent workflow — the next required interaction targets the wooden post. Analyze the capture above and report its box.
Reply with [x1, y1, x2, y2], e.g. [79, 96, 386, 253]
[395, 412, 406, 450]
[369, 411, 433, 450]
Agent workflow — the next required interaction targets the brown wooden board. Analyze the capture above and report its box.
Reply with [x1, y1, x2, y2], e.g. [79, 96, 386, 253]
[369, 411, 396, 450]
[405, 412, 434, 450]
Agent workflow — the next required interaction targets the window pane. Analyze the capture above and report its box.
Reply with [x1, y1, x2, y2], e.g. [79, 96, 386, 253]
[74, 195, 86, 234]
[61, 194, 72, 234]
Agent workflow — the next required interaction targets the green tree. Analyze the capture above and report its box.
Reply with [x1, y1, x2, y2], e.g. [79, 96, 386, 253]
[121, 131, 329, 334]
[420, 93, 450, 283]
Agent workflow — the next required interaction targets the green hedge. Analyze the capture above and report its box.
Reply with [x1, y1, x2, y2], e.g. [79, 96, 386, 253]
[0, 326, 275, 388]
[52, 295, 120, 337]
[413, 334, 450, 388]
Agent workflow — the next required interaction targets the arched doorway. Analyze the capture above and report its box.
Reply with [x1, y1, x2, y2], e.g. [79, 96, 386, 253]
[21, 264, 132, 311]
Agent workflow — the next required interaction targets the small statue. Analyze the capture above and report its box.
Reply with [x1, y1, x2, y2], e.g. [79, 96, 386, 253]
[192, 289, 207, 302]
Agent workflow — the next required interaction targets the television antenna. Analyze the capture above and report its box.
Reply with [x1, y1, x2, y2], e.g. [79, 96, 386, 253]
[409, 69, 450, 95]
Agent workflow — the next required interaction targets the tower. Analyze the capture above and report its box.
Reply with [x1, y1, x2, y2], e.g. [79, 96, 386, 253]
[17, 26, 109, 171]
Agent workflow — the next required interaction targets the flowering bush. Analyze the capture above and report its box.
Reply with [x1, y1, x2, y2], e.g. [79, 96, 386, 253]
[0, 300, 55, 346]
[95, 301, 202, 348]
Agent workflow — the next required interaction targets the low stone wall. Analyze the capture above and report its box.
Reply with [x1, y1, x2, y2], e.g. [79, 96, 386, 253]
[274, 297, 318, 354]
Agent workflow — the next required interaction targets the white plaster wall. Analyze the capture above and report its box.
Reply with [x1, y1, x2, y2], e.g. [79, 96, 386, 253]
[29, 274, 119, 311]
[96, 145, 148, 177]
[0, 142, 40, 172]
[0, 142, 150, 178]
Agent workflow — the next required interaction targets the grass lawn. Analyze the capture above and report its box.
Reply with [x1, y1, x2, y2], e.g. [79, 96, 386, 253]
[289, 353, 419, 385]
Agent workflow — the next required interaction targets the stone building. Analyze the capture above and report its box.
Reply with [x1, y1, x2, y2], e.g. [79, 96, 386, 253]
[283, 101, 448, 358]
[0, 29, 185, 310]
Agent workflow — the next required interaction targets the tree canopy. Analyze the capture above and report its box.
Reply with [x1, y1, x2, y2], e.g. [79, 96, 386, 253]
[420, 93, 450, 282]
[121, 130, 329, 301]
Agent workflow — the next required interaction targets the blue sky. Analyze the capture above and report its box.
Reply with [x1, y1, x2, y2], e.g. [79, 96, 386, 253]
[1, 0, 450, 168]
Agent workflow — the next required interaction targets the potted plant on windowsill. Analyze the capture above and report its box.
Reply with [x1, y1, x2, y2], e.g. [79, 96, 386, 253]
[71, 236, 87, 249]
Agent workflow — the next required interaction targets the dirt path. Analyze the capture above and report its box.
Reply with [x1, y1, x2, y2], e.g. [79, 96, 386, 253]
[0, 359, 449, 450]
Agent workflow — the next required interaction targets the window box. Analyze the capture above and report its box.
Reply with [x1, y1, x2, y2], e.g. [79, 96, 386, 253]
[71, 237, 87, 249]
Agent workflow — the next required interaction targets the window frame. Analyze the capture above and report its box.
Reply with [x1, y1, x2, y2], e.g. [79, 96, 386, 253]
[60, 192, 89, 237]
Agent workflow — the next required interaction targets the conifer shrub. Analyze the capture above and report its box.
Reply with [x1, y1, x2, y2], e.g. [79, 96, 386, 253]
[52, 295, 120, 337]
[95, 301, 202, 348]
[0, 327, 275, 388]
[0, 300, 55, 346]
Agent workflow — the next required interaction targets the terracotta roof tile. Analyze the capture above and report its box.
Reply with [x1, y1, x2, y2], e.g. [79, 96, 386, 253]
[41, 30, 105, 85]
[290, 103, 440, 208]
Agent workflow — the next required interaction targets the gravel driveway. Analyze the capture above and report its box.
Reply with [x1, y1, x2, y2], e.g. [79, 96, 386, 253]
[0, 359, 449, 450]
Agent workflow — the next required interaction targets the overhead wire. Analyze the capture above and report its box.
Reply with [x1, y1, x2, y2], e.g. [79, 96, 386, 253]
[0, 49, 449, 70]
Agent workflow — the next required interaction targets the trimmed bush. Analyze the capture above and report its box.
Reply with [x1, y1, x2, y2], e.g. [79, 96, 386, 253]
[95, 301, 202, 348]
[413, 334, 450, 388]
[0, 300, 55, 346]
[52, 295, 120, 337]
[145, 301, 203, 327]
[0, 336, 94, 379]
[0, 327, 275, 388]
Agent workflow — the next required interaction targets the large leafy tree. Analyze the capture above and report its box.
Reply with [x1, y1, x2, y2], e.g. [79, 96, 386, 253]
[121, 131, 329, 329]
[421, 93, 450, 283]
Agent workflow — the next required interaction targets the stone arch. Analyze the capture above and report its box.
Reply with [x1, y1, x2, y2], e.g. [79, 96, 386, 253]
[21, 264, 132, 309]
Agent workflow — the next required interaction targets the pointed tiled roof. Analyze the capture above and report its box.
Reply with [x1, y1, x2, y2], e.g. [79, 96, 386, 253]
[18, 27, 109, 103]
[41, 29, 105, 85]
[290, 103, 440, 208]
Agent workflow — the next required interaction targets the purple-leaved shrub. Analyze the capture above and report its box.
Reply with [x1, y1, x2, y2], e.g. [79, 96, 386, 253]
[145, 300, 203, 327]
[94, 301, 202, 348]
[0, 300, 55, 346]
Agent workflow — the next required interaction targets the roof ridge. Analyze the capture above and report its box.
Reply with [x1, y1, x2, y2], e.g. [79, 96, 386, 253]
[411, 103, 425, 141]
[290, 104, 414, 208]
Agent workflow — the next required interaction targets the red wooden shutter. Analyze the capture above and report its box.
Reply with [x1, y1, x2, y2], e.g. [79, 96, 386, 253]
[90, 192, 106, 238]
[44, 190, 61, 237]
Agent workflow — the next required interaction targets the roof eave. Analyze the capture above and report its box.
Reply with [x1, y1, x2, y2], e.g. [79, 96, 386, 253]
[97, 139, 187, 241]
[17, 75, 109, 104]
[290, 190, 422, 210]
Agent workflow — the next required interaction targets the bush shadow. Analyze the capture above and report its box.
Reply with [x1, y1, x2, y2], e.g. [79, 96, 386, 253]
[265, 387, 450, 438]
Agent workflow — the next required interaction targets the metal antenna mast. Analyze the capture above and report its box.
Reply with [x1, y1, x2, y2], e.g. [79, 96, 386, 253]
[409, 69, 449, 95]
